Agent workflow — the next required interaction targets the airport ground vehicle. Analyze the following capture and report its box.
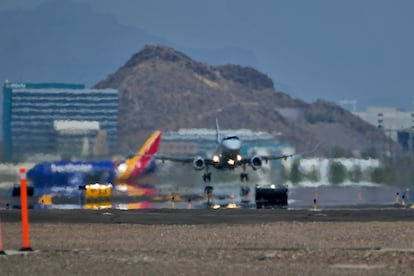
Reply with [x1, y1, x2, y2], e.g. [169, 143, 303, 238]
[255, 184, 288, 208]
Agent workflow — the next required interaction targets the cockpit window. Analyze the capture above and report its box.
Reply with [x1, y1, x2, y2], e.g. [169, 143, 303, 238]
[223, 136, 240, 141]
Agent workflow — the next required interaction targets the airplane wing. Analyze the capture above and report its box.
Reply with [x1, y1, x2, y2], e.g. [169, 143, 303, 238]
[153, 152, 291, 168]
[238, 153, 293, 169]
[261, 153, 294, 162]
[150, 154, 214, 172]
[154, 154, 194, 163]
[144, 142, 320, 171]
[241, 142, 321, 166]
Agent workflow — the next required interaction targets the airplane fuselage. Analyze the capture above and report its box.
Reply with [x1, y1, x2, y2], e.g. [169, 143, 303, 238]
[26, 131, 162, 195]
[27, 161, 115, 196]
[27, 159, 157, 189]
[211, 135, 243, 170]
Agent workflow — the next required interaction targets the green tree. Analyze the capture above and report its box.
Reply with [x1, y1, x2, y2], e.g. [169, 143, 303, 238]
[370, 165, 397, 185]
[304, 166, 320, 182]
[290, 159, 302, 184]
[328, 161, 347, 184]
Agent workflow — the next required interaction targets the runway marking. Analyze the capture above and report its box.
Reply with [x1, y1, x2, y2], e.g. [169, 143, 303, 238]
[102, 212, 114, 216]
[331, 264, 386, 270]
[375, 247, 414, 253]
[2, 249, 40, 256]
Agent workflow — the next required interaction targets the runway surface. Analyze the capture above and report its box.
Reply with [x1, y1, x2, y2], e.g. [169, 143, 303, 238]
[1, 206, 414, 225]
[2, 206, 414, 275]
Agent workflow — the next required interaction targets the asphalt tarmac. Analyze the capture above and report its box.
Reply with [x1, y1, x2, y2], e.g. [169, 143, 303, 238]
[2, 206, 414, 275]
[1, 205, 414, 225]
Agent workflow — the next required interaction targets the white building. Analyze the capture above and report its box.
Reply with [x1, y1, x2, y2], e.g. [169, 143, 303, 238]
[354, 106, 414, 151]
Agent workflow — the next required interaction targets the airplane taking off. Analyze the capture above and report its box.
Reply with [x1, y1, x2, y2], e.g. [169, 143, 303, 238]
[26, 131, 162, 196]
[153, 119, 300, 195]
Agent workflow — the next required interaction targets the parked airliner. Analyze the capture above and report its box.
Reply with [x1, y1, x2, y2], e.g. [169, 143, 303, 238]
[27, 131, 162, 196]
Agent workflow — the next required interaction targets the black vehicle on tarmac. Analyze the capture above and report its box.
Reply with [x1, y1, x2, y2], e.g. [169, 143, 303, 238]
[255, 184, 288, 209]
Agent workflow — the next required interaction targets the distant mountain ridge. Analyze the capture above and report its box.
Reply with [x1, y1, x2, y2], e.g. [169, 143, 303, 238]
[95, 45, 399, 156]
[0, 1, 258, 88]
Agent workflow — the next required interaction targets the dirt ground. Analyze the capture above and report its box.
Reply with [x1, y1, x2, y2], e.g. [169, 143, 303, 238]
[1, 220, 414, 275]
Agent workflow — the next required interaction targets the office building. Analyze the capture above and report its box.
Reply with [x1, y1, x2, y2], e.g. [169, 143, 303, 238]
[2, 81, 118, 161]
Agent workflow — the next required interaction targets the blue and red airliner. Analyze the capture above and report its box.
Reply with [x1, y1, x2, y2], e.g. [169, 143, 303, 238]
[26, 131, 162, 197]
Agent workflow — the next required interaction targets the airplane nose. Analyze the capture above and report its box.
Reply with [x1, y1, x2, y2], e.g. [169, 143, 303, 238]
[223, 139, 241, 150]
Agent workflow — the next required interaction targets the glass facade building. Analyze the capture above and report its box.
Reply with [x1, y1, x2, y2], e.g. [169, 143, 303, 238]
[2, 82, 118, 161]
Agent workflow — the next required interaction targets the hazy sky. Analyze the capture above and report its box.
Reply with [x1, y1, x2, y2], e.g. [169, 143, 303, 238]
[1, 0, 414, 110]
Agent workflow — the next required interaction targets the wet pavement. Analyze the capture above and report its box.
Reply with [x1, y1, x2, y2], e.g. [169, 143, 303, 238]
[0, 178, 412, 210]
[1, 205, 414, 225]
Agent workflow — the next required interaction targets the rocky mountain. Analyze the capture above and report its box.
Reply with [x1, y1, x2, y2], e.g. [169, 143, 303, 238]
[0, 1, 259, 89]
[95, 45, 399, 156]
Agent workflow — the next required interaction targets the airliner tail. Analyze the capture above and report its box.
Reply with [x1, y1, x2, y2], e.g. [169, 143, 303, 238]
[115, 131, 162, 182]
[215, 118, 221, 144]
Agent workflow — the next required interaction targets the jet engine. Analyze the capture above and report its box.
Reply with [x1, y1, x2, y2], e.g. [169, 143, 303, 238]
[250, 155, 263, 170]
[193, 156, 206, 170]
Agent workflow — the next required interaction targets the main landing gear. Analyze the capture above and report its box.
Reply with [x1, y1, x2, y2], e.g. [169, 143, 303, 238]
[204, 185, 214, 204]
[202, 168, 214, 204]
[240, 173, 249, 182]
[202, 172, 211, 183]
[201, 165, 251, 206]
[240, 164, 249, 182]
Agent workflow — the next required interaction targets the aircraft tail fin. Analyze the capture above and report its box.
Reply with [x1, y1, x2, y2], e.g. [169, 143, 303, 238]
[138, 130, 162, 156]
[215, 118, 221, 144]
[115, 130, 162, 182]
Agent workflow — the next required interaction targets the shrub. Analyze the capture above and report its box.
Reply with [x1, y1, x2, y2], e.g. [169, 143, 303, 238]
[328, 161, 347, 184]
